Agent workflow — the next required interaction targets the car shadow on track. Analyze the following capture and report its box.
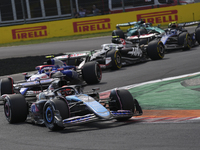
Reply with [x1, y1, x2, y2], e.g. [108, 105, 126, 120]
[56, 119, 141, 134]
[165, 44, 200, 54]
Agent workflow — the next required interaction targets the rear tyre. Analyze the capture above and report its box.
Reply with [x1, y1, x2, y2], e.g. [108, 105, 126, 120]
[112, 29, 125, 39]
[178, 32, 192, 50]
[107, 50, 122, 70]
[195, 27, 200, 45]
[109, 89, 135, 121]
[147, 39, 165, 60]
[44, 98, 69, 131]
[82, 61, 102, 84]
[0, 78, 13, 95]
[4, 94, 27, 123]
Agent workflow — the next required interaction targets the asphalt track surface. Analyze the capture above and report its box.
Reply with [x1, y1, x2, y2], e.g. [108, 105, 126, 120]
[1, 27, 200, 150]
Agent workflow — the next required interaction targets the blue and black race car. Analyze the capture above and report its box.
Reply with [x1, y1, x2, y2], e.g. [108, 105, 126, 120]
[1, 77, 142, 131]
[160, 21, 200, 51]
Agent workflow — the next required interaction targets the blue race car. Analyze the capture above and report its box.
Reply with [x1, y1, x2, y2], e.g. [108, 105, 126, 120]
[2, 77, 143, 131]
[24, 57, 102, 85]
[0, 58, 102, 100]
[159, 21, 200, 51]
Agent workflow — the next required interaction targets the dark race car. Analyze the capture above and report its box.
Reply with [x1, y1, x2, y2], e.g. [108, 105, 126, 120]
[1, 77, 143, 131]
[55, 36, 165, 70]
[160, 21, 200, 51]
[23, 57, 102, 85]
[0, 58, 102, 101]
[113, 20, 200, 51]
[112, 19, 165, 39]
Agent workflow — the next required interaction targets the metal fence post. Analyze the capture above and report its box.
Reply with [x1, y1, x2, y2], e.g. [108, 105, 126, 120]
[122, 0, 125, 12]
[21, 0, 26, 24]
[70, 0, 74, 18]
[11, 0, 17, 21]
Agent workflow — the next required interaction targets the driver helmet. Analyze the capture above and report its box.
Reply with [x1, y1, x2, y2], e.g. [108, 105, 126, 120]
[60, 86, 72, 96]
[140, 18, 145, 24]
[168, 21, 177, 28]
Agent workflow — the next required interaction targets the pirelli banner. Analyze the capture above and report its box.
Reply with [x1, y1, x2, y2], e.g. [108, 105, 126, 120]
[0, 3, 200, 44]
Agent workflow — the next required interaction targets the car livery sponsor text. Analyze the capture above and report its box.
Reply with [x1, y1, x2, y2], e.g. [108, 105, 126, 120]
[12, 26, 47, 40]
[137, 10, 178, 24]
[73, 18, 111, 33]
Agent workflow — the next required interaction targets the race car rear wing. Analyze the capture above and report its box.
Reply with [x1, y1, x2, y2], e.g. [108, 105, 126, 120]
[14, 78, 55, 88]
[116, 22, 137, 29]
[127, 33, 156, 42]
[55, 51, 89, 61]
[178, 21, 200, 27]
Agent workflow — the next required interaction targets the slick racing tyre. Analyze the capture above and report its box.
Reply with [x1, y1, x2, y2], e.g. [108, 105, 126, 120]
[82, 61, 102, 84]
[44, 98, 69, 131]
[4, 94, 27, 123]
[195, 27, 200, 45]
[107, 50, 122, 70]
[178, 32, 192, 50]
[112, 29, 125, 39]
[109, 89, 139, 121]
[147, 39, 165, 60]
[0, 78, 13, 95]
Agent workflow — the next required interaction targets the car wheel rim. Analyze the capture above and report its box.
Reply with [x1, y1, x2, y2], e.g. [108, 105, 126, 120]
[4, 101, 10, 118]
[116, 54, 121, 64]
[45, 106, 53, 123]
[96, 65, 102, 81]
[159, 45, 164, 55]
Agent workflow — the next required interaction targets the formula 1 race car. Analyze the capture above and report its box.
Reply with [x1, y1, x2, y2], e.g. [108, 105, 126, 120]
[159, 21, 200, 51]
[113, 19, 165, 39]
[23, 57, 101, 85]
[55, 37, 164, 70]
[1, 77, 143, 131]
[113, 20, 200, 51]
[0, 59, 102, 99]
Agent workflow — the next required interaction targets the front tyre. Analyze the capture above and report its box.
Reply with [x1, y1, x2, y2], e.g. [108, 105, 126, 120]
[82, 61, 102, 84]
[106, 50, 122, 70]
[109, 89, 142, 121]
[4, 94, 27, 123]
[43, 98, 69, 131]
[147, 40, 165, 60]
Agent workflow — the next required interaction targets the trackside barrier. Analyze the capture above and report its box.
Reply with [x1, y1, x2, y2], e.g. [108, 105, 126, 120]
[0, 3, 199, 44]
